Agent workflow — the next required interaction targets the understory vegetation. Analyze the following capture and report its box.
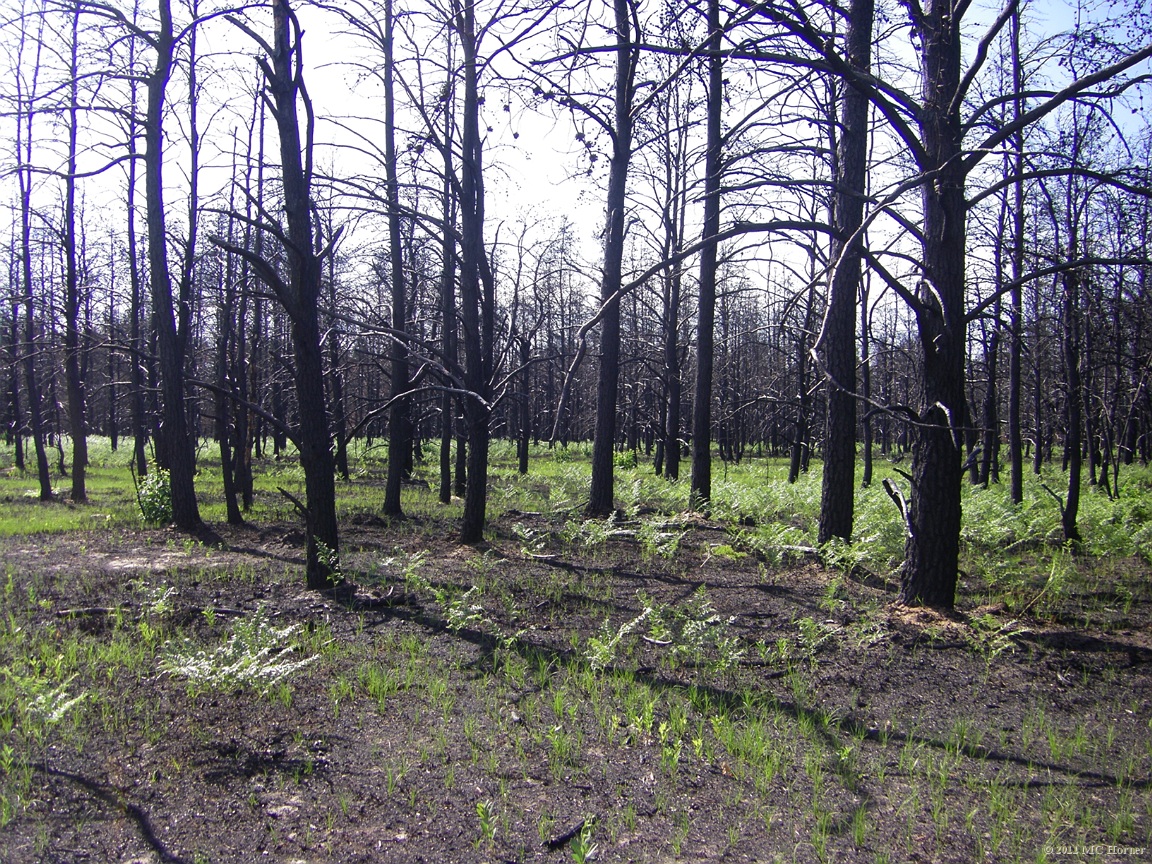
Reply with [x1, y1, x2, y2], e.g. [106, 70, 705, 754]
[1, 439, 1150, 862]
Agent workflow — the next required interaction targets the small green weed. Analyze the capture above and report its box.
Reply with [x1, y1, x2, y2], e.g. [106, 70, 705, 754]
[570, 816, 598, 864]
[476, 798, 496, 847]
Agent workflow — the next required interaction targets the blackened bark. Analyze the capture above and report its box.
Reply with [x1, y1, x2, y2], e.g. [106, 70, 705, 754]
[518, 333, 531, 474]
[454, 423, 467, 499]
[237, 93, 267, 509]
[439, 160, 457, 500]
[965, 375, 980, 485]
[1007, 5, 1025, 504]
[146, 0, 200, 529]
[1061, 270, 1083, 547]
[273, 0, 338, 585]
[689, 0, 722, 510]
[21, 266, 50, 500]
[588, 0, 636, 517]
[125, 36, 149, 479]
[1082, 301, 1099, 488]
[1033, 284, 1045, 476]
[6, 299, 22, 472]
[222, 0, 341, 585]
[17, 40, 51, 501]
[897, 0, 966, 609]
[271, 315, 288, 456]
[788, 325, 810, 485]
[860, 273, 873, 488]
[327, 258, 348, 481]
[662, 266, 681, 480]
[438, 52, 457, 504]
[655, 67, 686, 482]
[217, 182, 243, 525]
[979, 314, 1001, 486]
[107, 268, 118, 452]
[216, 292, 243, 526]
[64, 4, 87, 502]
[456, 0, 492, 543]
[233, 290, 253, 506]
[818, 0, 872, 543]
[383, 0, 411, 516]
[128, 201, 148, 477]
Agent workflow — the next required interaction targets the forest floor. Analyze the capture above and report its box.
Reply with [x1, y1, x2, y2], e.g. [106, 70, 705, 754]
[1, 491, 1151, 863]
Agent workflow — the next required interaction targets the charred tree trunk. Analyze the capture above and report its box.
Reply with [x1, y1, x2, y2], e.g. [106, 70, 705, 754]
[788, 323, 810, 485]
[587, 0, 636, 518]
[383, 0, 411, 516]
[662, 265, 682, 480]
[22, 258, 51, 501]
[216, 281, 243, 525]
[818, 0, 872, 543]
[1007, 5, 1025, 504]
[456, 0, 492, 543]
[239, 94, 267, 508]
[689, 0, 722, 510]
[517, 333, 531, 474]
[224, 0, 340, 586]
[146, 0, 200, 529]
[860, 270, 873, 488]
[125, 34, 149, 479]
[63, 4, 87, 502]
[217, 176, 243, 525]
[128, 197, 148, 477]
[1060, 270, 1084, 547]
[653, 65, 687, 482]
[269, 0, 338, 585]
[6, 292, 22, 472]
[327, 255, 348, 481]
[439, 73, 457, 504]
[979, 308, 1001, 486]
[897, 0, 966, 609]
[106, 245, 118, 452]
[1032, 280, 1045, 475]
[15, 12, 51, 500]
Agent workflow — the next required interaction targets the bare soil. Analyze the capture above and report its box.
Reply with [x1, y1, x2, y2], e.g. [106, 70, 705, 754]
[2, 511, 1150, 864]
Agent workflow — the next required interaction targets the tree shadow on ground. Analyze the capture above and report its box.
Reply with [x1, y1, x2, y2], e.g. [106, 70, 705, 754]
[40, 765, 189, 864]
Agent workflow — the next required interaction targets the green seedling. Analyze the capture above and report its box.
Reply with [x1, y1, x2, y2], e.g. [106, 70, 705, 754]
[476, 799, 496, 846]
[570, 817, 598, 864]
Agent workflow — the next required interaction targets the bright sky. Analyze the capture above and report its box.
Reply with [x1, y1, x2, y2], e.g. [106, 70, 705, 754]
[1, 0, 1148, 305]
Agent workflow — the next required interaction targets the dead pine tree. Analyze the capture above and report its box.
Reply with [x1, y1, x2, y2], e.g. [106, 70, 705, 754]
[221, 0, 341, 589]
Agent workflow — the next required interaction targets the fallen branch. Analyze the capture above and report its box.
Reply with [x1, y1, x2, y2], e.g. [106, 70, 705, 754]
[772, 543, 819, 555]
[1038, 483, 1068, 520]
[278, 486, 309, 521]
[55, 605, 245, 620]
[545, 814, 599, 851]
[882, 477, 914, 539]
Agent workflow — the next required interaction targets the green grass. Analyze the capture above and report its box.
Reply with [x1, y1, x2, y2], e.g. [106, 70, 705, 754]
[2, 435, 1151, 859]
[7, 435, 1151, 570]
[4, 436, 1152, 638]
[2, 549, 1149, 859]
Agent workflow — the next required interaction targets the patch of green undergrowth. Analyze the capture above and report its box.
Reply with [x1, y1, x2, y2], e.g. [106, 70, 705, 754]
[636, 517, 687, 559]
[584, 588, 744, 673]
[584, 608, 652, 671]
[160, 607, 316, 695]
[135, 464, 172, 525]
[645, 587, 745, 670]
